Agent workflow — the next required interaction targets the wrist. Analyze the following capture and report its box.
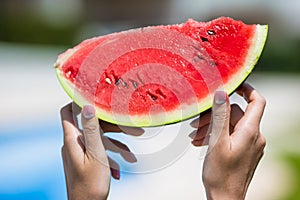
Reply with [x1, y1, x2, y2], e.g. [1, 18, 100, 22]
[68, 184, 109, 200]
[204, 186, 246, 200]
[69, 192, 108, 200]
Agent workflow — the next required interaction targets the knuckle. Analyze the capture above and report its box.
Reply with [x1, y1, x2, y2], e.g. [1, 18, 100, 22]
[256, 93, 267, 107]
[213, 110, 229, 121]
[260, 96, 267, 107]
[83, 125, 100, 134]
[82, 120, 99, 133]
[258, 134, 267, 148]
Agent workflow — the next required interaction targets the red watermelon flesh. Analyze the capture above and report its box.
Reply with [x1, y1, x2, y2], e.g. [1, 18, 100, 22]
[55, 17, 268, 127]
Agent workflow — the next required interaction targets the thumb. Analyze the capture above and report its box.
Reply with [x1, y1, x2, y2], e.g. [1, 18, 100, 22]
[81, 105, 108, 165]
[208, 90, 230, 152]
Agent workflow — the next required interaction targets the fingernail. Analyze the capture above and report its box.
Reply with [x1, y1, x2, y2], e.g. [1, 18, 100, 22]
[190, 118, 199, 128]
[214, 90, 226, 105]
[188, 130, 197, 139]
[115, 169, 120, 180]
[82, 105, 95, 119]
[128, 152, 137, 162]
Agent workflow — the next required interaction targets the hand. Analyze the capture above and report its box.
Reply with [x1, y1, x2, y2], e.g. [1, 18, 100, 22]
[61, 103, 110, 200]
[60, 103, 143, 200]
[190, 83, 266, 200]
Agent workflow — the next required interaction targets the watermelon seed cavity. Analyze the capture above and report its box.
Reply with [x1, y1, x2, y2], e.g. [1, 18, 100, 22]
[207, 30, 216, 35]
[115, 78, 128, 88]
[146, 91, 158, 101]
[129, 79, 139, 89]
[155, 89, 166, 99]
[196, 54, 205, 61]
[209, 61, 217, 66]
[121, 79, 128, 88]
[105, 77, 112, 84]
[192, 45, 207, 61]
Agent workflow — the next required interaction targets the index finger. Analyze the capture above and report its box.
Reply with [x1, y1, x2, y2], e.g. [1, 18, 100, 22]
[236, 83, 266, 126]
[60, 103, 84, 162]
[60, 103, 78, 145]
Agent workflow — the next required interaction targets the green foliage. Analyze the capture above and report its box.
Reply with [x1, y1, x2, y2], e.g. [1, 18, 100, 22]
[281, 153, 300, 200]
[254, 38, 300, 73]
[0, 12, 79, 46]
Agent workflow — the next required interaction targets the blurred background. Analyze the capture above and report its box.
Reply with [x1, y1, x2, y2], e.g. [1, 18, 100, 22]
[0, 0, 299, 199]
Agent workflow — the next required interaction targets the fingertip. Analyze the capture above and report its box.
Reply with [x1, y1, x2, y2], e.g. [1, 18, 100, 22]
[236, 83, 255, 100]
[190, 118, 200, 128]
[237, 82, 254, 92]
[237, 83, 266, 108]
[214, 90, 227, 105]
[126, 152, 137, 163]
[111, 168, 120, 180]
[212, 90, 230, 118]
[60, 103, 73, 119]
[212, 90, 230, 116]
[188, 130, 197, 139]
[81, 105, 100, 135]
[82, 105, 95, 120]
[109, 158, 121, 180]
[60, 103, 78, 143]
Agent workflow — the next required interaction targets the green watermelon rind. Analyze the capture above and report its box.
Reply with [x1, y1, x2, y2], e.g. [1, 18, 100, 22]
[55, 24, 268, 127]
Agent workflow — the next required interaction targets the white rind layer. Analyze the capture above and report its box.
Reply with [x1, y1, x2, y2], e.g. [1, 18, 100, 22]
[55, 24, 268, 127]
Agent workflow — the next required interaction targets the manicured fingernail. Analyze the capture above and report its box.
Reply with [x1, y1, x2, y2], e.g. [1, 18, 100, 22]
[215, 90, 226, 105]
[82, 105, 95, 119]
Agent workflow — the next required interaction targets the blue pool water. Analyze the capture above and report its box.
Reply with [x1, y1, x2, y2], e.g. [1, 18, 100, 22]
[0, 121, 67, 200]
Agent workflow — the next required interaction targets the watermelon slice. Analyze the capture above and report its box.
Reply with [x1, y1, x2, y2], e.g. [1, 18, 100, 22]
[55, 17, 268, 127]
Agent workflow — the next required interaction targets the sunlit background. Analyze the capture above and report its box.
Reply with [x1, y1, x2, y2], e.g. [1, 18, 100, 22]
[1, 0, 300, 199]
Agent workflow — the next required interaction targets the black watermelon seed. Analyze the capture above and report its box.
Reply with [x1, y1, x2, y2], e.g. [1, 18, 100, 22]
[146, 91, 158, 101]
[196, 54, 205, 60]
[192, 45, 201, 52]
[115, 78, 121, 86]
[121, 79, 128, 88]
[200, 36, 209, 42]
[151, 95, 157, 101]
[130, 79, 138, 89]
[115, 78, 128, 88]
[209, 61, 217, 66]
